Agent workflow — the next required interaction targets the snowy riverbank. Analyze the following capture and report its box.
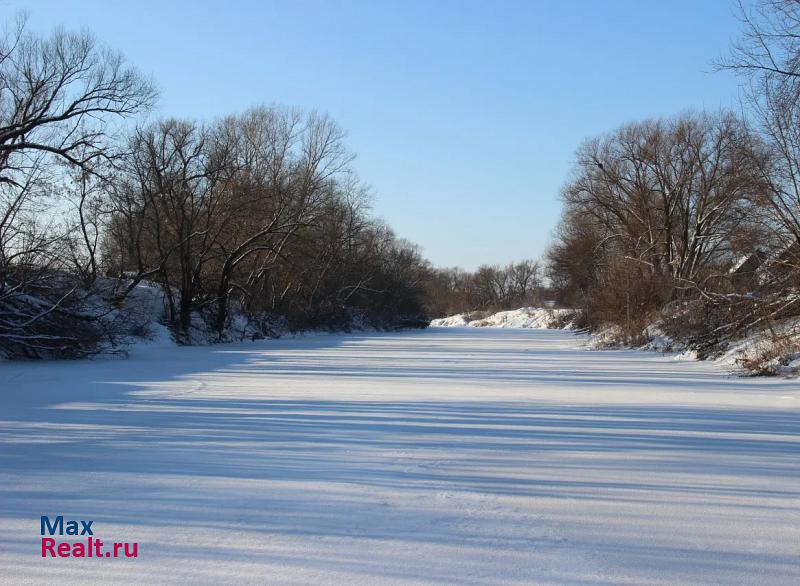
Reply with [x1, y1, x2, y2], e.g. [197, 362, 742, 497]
[431, 306, 800, 376]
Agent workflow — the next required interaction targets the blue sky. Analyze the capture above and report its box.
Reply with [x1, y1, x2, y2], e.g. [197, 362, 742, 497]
[9, 1, 747, 269]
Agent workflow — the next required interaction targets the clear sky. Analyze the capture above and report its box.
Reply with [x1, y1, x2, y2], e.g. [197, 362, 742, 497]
[6, 1, 748, 269]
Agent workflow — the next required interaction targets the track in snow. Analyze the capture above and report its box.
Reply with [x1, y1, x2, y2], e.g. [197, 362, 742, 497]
[1, 328, 798, 585]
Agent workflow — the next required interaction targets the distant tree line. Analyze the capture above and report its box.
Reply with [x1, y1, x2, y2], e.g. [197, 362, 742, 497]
[0, 17, 429, 357]
[546, 0, 800, 363]
[425, 260, 544, 317]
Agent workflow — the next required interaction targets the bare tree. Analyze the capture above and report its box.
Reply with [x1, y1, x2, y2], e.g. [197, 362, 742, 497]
[704, 0, 800, 352]
[722, 1, 800, 83]
[565, 112, 762, 290]
[549, 111, 767, 337]
[0, 16, 156, 196]
[119, 119, 232, 338]
[0, 17, 155, 357]
[209, 108, 351, 338]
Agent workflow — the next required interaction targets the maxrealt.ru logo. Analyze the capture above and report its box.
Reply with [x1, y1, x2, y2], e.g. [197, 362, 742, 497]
[40, 516, 139, 558]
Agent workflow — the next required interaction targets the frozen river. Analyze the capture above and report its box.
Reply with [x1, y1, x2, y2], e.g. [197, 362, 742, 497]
[1, 328, 798, 584]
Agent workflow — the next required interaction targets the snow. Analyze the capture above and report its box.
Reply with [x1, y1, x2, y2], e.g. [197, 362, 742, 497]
[431, 307, 575, 329]
[1, 328, 799, 584]
[428, 313, 471, 327]
[713, 316, 800, 374]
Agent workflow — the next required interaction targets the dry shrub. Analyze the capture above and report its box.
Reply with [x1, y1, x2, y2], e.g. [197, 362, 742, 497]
[737, 331, 800, 375]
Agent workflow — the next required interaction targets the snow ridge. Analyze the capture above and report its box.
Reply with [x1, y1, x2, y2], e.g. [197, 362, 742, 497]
[431, 307, 576, 329]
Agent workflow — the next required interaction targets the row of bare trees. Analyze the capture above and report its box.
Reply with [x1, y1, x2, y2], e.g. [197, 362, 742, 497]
[547, 0, 800, 355]
[0, 18, 429, 357]
[425, 260, 543, 317]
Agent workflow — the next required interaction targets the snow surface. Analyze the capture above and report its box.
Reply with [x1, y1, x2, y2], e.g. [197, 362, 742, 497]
[430, 307, 574, 329]
[1, 328, 799, 585]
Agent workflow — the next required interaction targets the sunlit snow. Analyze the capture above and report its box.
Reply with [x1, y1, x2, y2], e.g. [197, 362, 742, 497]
[1, 328, 798, 584]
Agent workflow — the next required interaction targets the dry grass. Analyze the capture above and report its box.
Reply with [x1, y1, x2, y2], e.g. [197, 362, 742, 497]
[736, 330, 800, 375]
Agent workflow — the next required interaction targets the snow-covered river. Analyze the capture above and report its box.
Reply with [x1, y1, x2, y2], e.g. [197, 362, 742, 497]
[1, 328, 798, 584]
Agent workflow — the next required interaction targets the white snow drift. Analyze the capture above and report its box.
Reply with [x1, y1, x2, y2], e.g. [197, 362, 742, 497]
[430, 306, 575, 329]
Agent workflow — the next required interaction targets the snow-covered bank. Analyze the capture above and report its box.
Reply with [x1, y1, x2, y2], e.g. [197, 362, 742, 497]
[0, 277, 425, 360]
[2, 328, 798, 584]
[431, 307, 800, 376]
[430, 306, 578, 329]
[589, 319, 800, 376]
